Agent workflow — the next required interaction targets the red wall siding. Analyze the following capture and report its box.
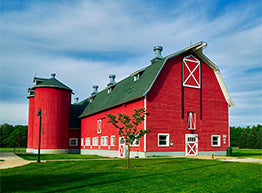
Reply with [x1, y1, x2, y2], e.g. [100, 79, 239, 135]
[81, 99, 144, 152]
[33, 87, 71, 150]
[27, 97, 35, 149]
[146, 54, 229, 153]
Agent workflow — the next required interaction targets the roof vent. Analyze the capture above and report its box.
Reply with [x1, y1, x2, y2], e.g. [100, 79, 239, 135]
[107, 74, 116, 87]
[74, 97, 79, 104]
[151, 46, 163, 63]
[51, 73, 56, 78]
[91, 85, 99, 96]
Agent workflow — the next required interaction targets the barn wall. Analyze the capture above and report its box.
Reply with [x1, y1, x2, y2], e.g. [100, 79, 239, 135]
[80, 99, 145, 155]
[32, 87, 71, 153]
[146, 54, 229, 154]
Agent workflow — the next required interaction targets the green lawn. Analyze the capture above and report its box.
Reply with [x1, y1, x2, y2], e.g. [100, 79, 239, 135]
[232, 147, 262, 158]
[1, 158, 262, 193]
[17, 153, 106, 160]
[0, 147, 26, 153]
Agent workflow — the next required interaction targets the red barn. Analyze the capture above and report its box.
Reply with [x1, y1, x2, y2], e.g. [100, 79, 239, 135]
[27, 41, 234, 157]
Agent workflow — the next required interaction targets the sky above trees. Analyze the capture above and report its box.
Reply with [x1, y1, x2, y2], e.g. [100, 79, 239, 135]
[0, 0, 261, 126]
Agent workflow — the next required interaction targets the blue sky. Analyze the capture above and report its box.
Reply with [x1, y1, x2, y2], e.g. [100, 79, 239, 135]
[0, 0, 261, 126]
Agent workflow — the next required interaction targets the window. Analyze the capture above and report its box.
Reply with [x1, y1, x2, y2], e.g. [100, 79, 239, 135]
[183, 55, 201, 89]
[158, 134, 169, 147]
[131, 138, 140, 146]
[212, 135, 221, 147]
[134, 74, 140, 81]
[92, 137, 99, 146]
[85, 137, 91, 146]
[70, 138, 78, 147]
[97, 119, 102, 134]
[81, 138, 84, 146]
[111, 136, 115, 146]
[101, 136, 108, 146]
[187, 112, 196, 130]
[108, 87, 112, 94]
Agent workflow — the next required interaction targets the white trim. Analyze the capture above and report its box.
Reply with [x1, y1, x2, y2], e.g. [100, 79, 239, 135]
[92, 137, 99, 146]
[101, 136, 108, 146]
[185, 134, 198, 156]
[183, 55, 201, 88]
[187, 112, 196, 130]
[144, 42, 203, 96]
[197, 53, 234, 107]
[85, 137, 91, 146]
[158, 133, 170, 147]
[70, 138, 78, 147]
[111, 135, 115, 146]
[97, 119, 102, 134]
[143, 41, 234, 107]
[211, 135, 221, 147]
[144, 95, 147, 152]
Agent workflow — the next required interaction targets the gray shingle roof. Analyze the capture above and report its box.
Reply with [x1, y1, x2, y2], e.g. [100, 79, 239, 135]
[32, 76, 72, 92]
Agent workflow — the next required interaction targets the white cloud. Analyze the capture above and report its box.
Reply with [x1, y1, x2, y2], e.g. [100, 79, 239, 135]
[0, 0, 261, 125]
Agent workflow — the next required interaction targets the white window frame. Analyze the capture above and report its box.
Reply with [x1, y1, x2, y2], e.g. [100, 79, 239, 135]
[158, 133, 169, 147]
[92, 137, 99, 146]
[85, 137, 91, 146]
[111, 135, 115, 146]
[101, 136, 108, 146]
[70, 138, 78, 147]
[187, 112, 196, 130]
[97, 119, 102, 134]
[212, 135, 221, 147]
[131, 138, 140, 146]
[81, 138, 84, 146]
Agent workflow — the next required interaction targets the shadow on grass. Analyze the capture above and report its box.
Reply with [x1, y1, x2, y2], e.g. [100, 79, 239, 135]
[2, 170, 112, 192]
[48, 161, 231, 192]
[2, 159, 232, 192]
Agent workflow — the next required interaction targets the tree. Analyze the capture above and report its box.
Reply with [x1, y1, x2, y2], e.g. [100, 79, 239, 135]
[239, 128, 249, 149]
[106, 108, 151, 168]
[230, 126, 242, 147]
[255, 127, 262, 149]
[248, 126, 257, 149]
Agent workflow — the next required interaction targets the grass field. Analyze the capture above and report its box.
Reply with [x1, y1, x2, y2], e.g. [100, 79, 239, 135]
[1, 158, 262, 193]
[232, 147, 262, 158]
[0, 147, 26, 153]
[17, 153, 106, 160]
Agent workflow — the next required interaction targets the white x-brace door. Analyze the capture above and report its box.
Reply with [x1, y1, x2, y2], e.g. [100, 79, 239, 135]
[185, 134, 198, 156]
[119, 137, 126, 158]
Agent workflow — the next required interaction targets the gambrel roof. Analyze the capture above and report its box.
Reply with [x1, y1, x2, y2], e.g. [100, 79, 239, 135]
[79, 41, 234, 118]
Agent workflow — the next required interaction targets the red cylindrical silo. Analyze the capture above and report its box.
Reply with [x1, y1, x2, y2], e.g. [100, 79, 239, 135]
[31, 74, 72, 154]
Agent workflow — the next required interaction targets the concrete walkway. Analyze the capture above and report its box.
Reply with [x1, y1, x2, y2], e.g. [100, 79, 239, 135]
[0, 153, 34, 169]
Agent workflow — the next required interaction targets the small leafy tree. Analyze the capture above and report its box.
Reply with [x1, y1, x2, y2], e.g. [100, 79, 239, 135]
[106, 108, 151, 168]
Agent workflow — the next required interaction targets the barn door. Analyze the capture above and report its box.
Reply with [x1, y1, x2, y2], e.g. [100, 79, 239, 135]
[118, 137, 126, 158]
[185, 134, 198, 156]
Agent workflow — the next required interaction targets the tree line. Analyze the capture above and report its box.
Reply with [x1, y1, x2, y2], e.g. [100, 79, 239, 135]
[0, 123, 28, 148]
[0, 123, 261, 149]
[230, 124, 262, 149]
